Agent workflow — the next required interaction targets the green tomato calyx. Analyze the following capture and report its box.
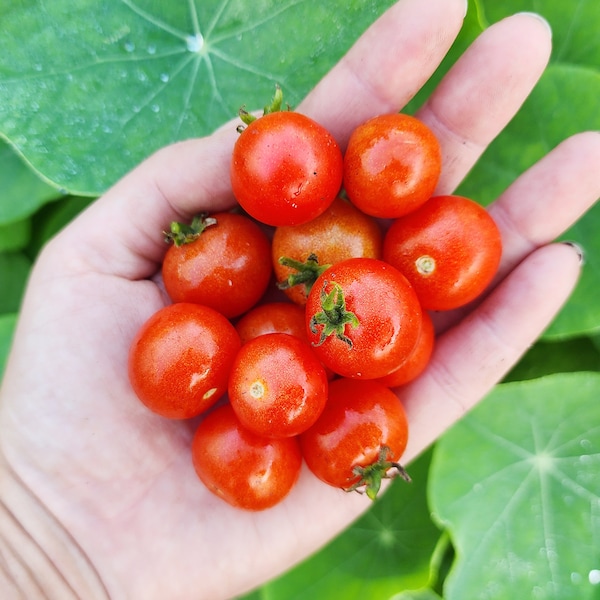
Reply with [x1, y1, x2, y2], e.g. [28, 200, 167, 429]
[345, 446, 411, 500]
[309, 281, 359, 348]
[237, 84, 290, 131]
[164, 213, 217, 247]
[277, 253, 331, 296]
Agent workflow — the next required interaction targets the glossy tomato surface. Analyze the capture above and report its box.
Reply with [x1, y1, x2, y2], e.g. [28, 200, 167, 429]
[229, 333, 328, 438]
[300, 378, 409, 494]
[234, 302, 307, 345]
[305, 258, 422, 379]
[230, 111, 343, 226]
[192, 403, 302, 511]
[383, 195, 502, 311]
[128, 303, 241, 419]
[272, 196, 383, 305]
[343, 113, 441, 219]
[162, 211, 272, 319]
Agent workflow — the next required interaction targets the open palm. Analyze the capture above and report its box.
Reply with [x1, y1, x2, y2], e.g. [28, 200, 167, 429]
[1, 1, 599, 598]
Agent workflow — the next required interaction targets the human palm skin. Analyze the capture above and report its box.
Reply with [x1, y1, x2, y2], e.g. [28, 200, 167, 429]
[1, 1, 599, 598]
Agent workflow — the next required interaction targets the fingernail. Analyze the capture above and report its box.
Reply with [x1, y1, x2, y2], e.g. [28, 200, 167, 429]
[562, 241, 585, 265]
[516, 12, 553, 38]
[463, 0, 469, 18]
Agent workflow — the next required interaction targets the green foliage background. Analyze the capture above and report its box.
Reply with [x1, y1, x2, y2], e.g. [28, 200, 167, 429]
[0, 1, 598, 598]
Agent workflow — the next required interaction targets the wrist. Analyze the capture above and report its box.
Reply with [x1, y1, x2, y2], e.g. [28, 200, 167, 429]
[0, 455, 109, 600]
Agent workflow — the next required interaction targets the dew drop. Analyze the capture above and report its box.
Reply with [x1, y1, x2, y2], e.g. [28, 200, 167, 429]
[151, 104, 160, 113]
[124, 41, 135, 53]
[147, 44, 156, 55]
[159, 73, 170, 83]
[186, 33, 204, 53]
[589, 570, 600, 585]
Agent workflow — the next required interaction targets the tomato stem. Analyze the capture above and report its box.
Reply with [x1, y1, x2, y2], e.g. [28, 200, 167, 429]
[309, 281, 359, 348]
[345, 446, 411, 500]
[277, 253, 331, 295]
[164, 213, 217, 247]
[237, 84, 289, 130]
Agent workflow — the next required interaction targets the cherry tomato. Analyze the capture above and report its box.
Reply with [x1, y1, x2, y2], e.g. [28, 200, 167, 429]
[229, 333, 328, 438]
[234, 302, 307, 345]
[272, 196, 383, 305]
[305, 258, 422, 379]
[383, 195, 502, 311]
[128, 303, 241, 419]
[377, 309, 435, 387]
[162, 212, 272, 319]
[230, 110, 343, 226]
[300, 378, 410, 499]
[343, 113, 442, 218]
[192, 403, 302, 511]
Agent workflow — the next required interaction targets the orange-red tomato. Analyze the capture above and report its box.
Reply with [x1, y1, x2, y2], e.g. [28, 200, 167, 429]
[272, 196, 383, 305]
[128, 303, 241, 419]
[230, 111, 343, 227]
[383, 195, 502, 311]
[192, 403, 302, 511]
[234, 302, 307, 345]
[377, 309, 435, 387]
[162, 212, 272, 319]
[343, 113, 442, 219]
[300, 378, 409, 499]
[305, 258, 422, 379]
[229, 333, 328, 438]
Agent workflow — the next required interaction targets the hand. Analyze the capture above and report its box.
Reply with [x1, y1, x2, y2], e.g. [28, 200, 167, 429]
[1, 0, 599, 598]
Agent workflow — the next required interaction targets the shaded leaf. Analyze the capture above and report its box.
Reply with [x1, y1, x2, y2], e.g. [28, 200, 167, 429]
[0, 218, 31, 251]
[429, 373, 600, 600]
[0, 312, 17, 380]
[0, 252, 31, 313]
[0, 137, 61, 224]
[239, 450, 440, 600]
[0, 0, 394, 196]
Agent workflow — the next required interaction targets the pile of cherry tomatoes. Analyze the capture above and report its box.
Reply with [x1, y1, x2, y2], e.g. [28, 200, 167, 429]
[128, 88, 502, 511]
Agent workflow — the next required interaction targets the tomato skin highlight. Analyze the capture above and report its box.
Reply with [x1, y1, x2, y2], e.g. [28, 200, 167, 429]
[128, 303, 241, 419]
[230, 111, 343, 226]
[305, 258, 423, 379]
[383, 195, 503, 311]
[229, 333, 328, 438]
[272, 196, 383, 305]
[300, 378, 409, 491]
[192, 403, 302, 511]
[162, 212, 272, 319]
[343, 113, 442, 219]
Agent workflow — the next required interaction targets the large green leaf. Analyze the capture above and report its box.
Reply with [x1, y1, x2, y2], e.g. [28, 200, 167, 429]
[239, 450, 441, 600]
[0, 252, 31, 313]
[0, 0, 393, 196]
[429, 373, 600, 600]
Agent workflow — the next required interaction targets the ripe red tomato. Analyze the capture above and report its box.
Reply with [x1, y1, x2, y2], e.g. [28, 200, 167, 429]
[128, 303, 241, 419]
[300, 378, 410, 499]
[383, 195, 502, 311]
[162, 212, 272, 319]
[230, 111, 343, 226]
[377, 309, 435, 387]
[305, 258, 422, 379]
[343, 113, 442, 219]
[272, 196, 383, 305]
[192, 403, 302, 511]
[229, 333, 328, 438]
[234, 301, 307, 345]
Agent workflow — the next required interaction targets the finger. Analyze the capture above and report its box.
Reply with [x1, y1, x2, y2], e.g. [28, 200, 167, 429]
[400, 242, 582, 462]
[489, 131, 600, 280]
[416, 12, 552, 194]
[298, 0, 467, 147]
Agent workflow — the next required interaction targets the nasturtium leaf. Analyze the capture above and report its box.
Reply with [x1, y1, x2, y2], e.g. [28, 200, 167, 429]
[0, 218, 31, 252]
[241, 450, 440, 600]
[0, 0, 394, 196]
[429, 373, 600, 600]
[0, 312, 17, 380]
[0, 138, 61, 224]
[0, 252, 32, 313]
